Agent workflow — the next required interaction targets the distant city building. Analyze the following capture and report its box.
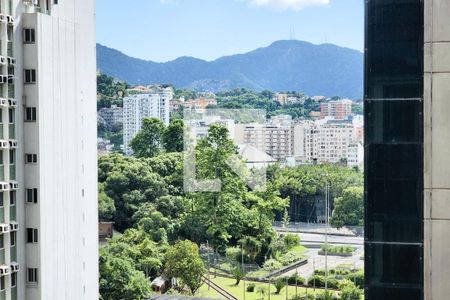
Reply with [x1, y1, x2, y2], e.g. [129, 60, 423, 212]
[238, 144, 277, 169]
[123, 92, 171, 155]
[183, 98, 217, 114]
[347, 142, 364, 169]
[274, 93, 305, 106]
[97, 138, 114, 156]
[320, 99, 353, 119]
[186, 115, 235, 141]
[98, 105, 123, 127]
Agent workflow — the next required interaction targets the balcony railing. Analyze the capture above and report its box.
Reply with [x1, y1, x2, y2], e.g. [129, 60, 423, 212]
[9, 165, 15, 181]
[8, 123, 14, 139]
[0, 208, 4, 223]
[9, 205, 15, 221]
[0, 166, 3, 182]
[11, 287, 16, 300]
[0, 124, 3, 139]
[0, 287, 4, 300]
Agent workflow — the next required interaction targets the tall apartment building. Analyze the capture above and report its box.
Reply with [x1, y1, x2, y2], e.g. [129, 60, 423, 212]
[320, 99, 353, 119]
[303, 120, 355, 164]
[123, 93, 170, 156]
[238, 115, 294, 162]
[0, 0, 98, 299]
[98, 105, 123, 128]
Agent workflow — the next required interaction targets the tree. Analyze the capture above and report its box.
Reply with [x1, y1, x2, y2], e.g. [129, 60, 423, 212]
[339, 282, 362, 300]
[130, 118, 165, 158]
[163, 119, 184, 152]
[274, 277, 286, 294]
[164, 240, 206, 295]
[99, 251, 151, 300]
[230, 265, 246, 285]
[99, 184, 116, 221]
[330, 186, 364, 228]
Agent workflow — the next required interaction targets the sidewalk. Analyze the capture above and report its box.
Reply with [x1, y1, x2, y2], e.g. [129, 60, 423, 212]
[273, 222, 363, 237]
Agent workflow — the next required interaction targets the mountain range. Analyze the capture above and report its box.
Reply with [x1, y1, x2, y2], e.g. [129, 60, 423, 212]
[96, 40, 363, 99]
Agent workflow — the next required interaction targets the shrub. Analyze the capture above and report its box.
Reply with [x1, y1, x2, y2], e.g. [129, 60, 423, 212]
[307, 275, 339, 289]
[263, 259, 283, 271]
[287, 274, 305, 285]
[284, 233, 300, 250]
[350, 270, 364, 289]
[246, 283, 256, 292]
[316, 290, 338, 300]
[339, 282, 362, 300]
[230, 266, 246, 285]
[319, 245, 354, 255]
[274, 277, 287, 294]
[278, 251, 303, 266]
[225, 247, 241, 263]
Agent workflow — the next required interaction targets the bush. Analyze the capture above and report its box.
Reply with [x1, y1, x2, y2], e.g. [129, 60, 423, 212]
[307, 275, 339, 289]
[225, 247, 241, 263]
[319, 245, 354, 255]
[278, 251, 303, 266]
[284, 233, 300, 250]
[291, 295, 315, 300]
[287, 274, 305, 285]
[339, 282, 362, 300]
[246, 283, 256, 292]
[263, 259, 283, 271]
[274, 277, 287, 294]
[230, 266, 246, 285]
[350, 270, 364, 289]
[316, 290, 338, 300]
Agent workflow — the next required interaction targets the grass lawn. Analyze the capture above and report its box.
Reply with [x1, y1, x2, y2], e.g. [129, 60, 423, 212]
[197, 276, 334, 300]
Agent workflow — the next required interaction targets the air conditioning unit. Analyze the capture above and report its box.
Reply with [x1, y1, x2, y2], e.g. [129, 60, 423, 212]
[0, 14, 6, 23]
[0, 98, 7, 106]
[8, 99, 17, 107]
[0, 56, 5, 65]
[9, 222, 18, 232]
[7, 57, 16, 66]
[8, 140, 17, 148]
[9, 182, 18, 190]
[0, 224, 9, 233]
[10, 263, 19, 273]
[0, 183, 9, 192]
[0, 141, 8, 149]
[0, 75, 8, 84]
[7, 75, 14, 84]
[6, 16, 14, 25]
[0, 265, 10, 276]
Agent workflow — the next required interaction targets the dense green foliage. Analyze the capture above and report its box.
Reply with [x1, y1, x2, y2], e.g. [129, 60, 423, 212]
[330, 186, 364, 228]
[164, 240, 206, 295]
[97, 73, 128, 109]
[216, 89, 320, 119]
[130, 118, 166, 158]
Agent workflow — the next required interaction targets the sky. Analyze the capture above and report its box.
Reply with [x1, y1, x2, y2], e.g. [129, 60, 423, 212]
[96, 0, 363, 63]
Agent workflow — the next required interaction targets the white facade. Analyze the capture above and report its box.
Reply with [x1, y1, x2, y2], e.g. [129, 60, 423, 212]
[0, 1, 99, 300]
[347, 142, 364, 169]
[123, 93, 171, 156]
[98, 105, 123, 127]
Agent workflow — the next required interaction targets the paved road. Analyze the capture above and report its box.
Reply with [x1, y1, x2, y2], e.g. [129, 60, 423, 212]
[299, 232, 363, 246]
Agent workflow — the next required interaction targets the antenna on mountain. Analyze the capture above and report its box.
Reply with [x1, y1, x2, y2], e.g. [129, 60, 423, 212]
[289, 26, 296, 40]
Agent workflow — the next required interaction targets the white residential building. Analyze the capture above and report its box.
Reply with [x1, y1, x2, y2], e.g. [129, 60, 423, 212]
[347, 142, 364, 169]
[0, 1, 98, 300]
[98, 105, 123, 127]
[123, 93, 171, 156]
[186, 115, 235, 141]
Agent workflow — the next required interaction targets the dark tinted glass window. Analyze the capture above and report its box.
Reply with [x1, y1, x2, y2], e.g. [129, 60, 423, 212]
[367, 286, 422, 300]
[366, 243, 422, 286]
[365, 100, 423, 144]
[365, 0, 423, 99]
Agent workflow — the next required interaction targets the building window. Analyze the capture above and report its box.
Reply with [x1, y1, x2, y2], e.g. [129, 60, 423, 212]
[24, 69, 36, 84]
[0, 235, 3, 250]
[9, 149, 15, 164]
[10, 231, 15, 247]
[8, 108, 14, 124]
[26, 188, 38, 204]
[0, 193, 3, 208]
[27, 268, 38, 284]
[9, 191, 15, 206]
[23, 28, 35, 44]
[25, 154, 37, 164]
[0, 276, 4, 291]
[11, 272, 16, 287]
[26, 228, 38, 243]
[25, 107, 37, 122]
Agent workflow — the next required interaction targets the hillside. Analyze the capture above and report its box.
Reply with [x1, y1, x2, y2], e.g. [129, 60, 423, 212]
[97, 40, 363, 99]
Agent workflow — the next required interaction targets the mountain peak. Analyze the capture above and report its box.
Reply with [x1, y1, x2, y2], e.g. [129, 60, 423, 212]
[96, 40, 363, 99]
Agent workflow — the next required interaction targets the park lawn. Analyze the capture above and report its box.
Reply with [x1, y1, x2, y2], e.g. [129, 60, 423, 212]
[203, 276, 334, 300]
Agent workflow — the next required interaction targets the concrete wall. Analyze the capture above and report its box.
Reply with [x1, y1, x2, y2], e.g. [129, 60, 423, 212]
[424, 0, 450, 299]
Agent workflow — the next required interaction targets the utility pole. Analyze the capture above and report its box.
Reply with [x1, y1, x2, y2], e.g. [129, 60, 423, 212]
[285, 276, 288, 300]
[242, 244, 246, 300]
[295, 268, 298, 297]
[324, 180, 329, 292]
[207, 240, 210, 290]
[313, 258, 316, 300]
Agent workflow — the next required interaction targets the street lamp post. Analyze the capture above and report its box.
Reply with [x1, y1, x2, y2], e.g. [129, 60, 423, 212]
[324, 179, 330, 292]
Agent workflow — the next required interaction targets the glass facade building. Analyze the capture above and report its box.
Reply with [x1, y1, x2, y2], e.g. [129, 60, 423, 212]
[364, 0, 424, 299]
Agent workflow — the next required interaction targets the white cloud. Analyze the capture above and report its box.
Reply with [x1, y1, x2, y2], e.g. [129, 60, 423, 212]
[242, 0, 330, 11]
